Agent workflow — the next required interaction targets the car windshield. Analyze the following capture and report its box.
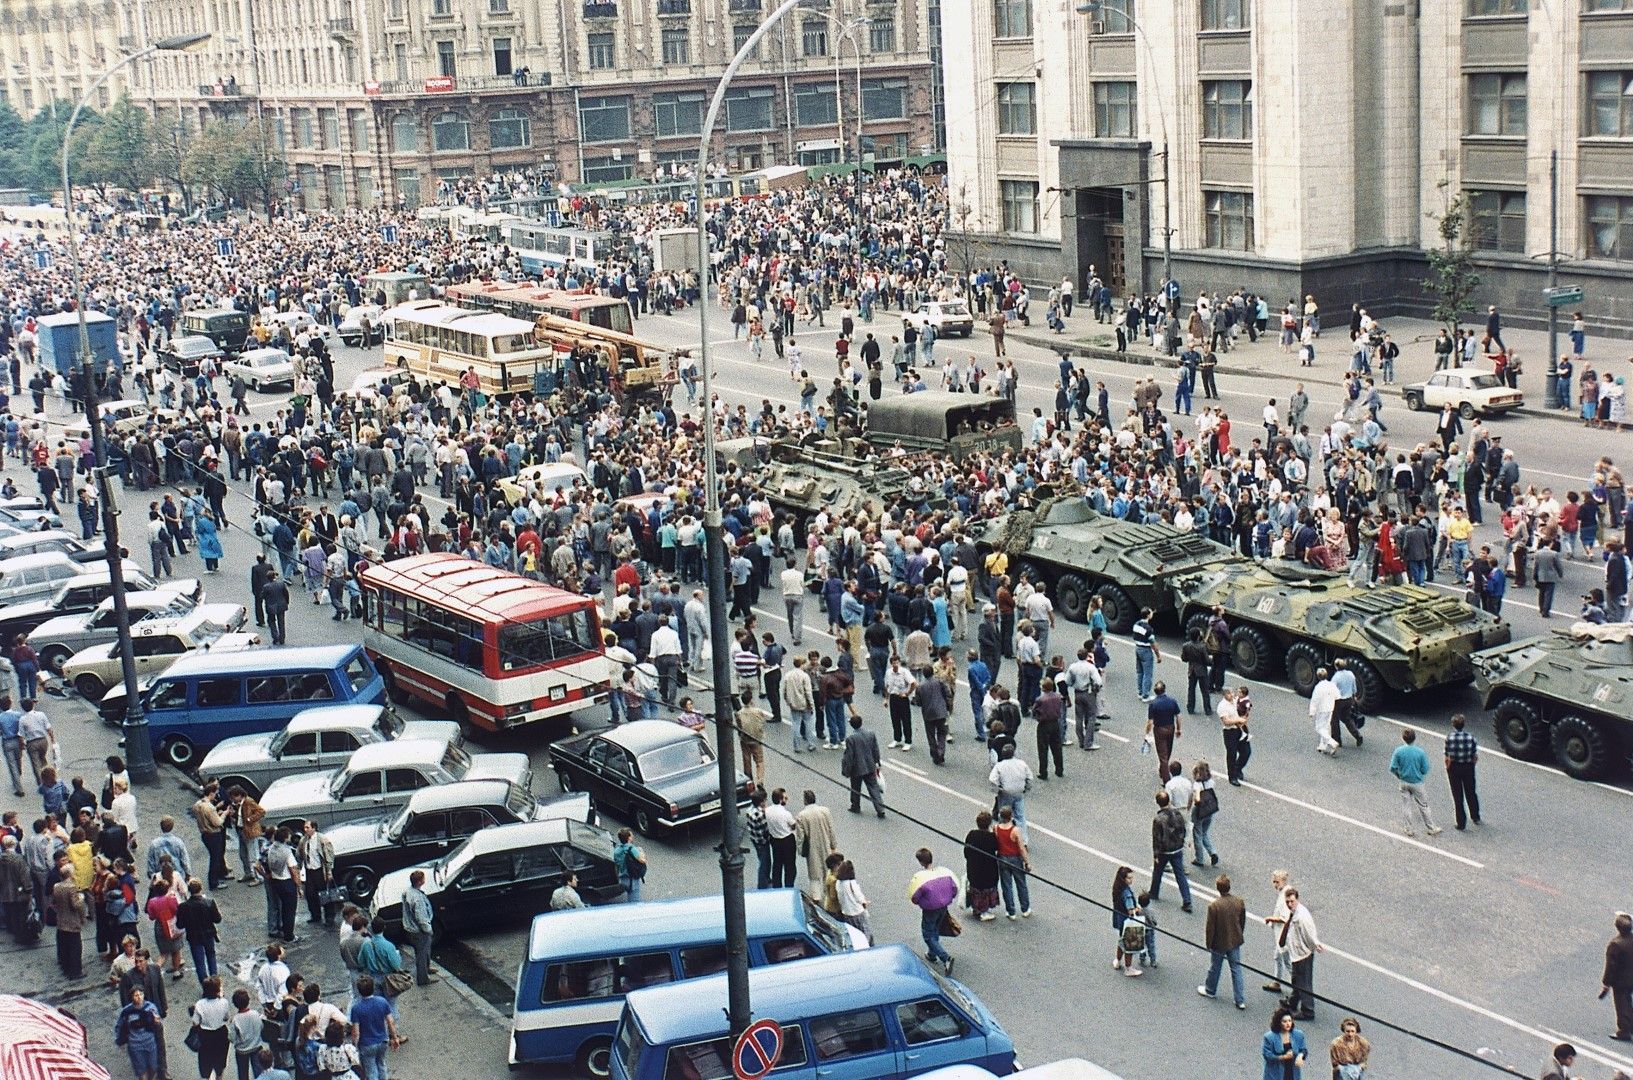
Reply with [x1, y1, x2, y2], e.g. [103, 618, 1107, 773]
[801, 893, 851, 954]
[385, 804, 413, 842]
[939, 302, 969, 316]
[375, 711, 406, 740]
[441, 742, 474, 778]
[1468, 374, 1503, 390]
[636, 737, 713, 781]
[506, 784, 537, 820]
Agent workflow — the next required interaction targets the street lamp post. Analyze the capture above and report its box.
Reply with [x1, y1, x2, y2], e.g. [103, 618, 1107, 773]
[694, 0, 815, 1038]
[60, 30, 211, 785]
[808, 13, 869, 167]
[1544, 148, 1561, 409]
[1076, 1, 1171, 306]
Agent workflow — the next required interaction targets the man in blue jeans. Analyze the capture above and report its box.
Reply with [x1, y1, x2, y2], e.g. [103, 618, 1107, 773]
[1198, 874, 1247, 1008]
[1149, 790, 1193, 912]
[347, 974, 400, 1080]
[1132, 609, 1161, 700]
[908, 848, 958, 977]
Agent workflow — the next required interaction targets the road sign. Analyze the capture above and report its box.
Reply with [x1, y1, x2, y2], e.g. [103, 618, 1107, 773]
[215, 238, 236, 258]
[32, 250, 51, 269]
[1165, 279, 1181, 300]
[382, 225, 399, 244]
[1543, 285, 1583, 307]
[732, 1019, 784, 1080]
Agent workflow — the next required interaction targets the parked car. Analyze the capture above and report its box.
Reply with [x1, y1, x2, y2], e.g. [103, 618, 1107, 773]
[329, 782, 593, 901]
[158, 334, 225, 379]
[29, 590, 240, 674]
[265, 311, 333, 344]
[62, 611, 259, 700]
[347, 366, 412, 402]
[98, 399, 180, 436]
[338, 304, 386, 347]
[1401, 368, 1524, 418]
[547, 720, 753, 835]
[258, 737, 533, 831]
[0, 529, 107, 565]
[0, 572, 194, 646]
[902, 299, 976, 337]
[370, 818, 624, 940]
[0, 553, 146, 608]
[198, 703, 458, 800]
[0, 497, 62, 530]
[495, 461, 589, 508]
[223, 346, 297, 392]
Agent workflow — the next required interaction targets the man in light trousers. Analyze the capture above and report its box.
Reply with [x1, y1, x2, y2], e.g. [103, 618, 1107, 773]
[1389, 728, 1442, 838]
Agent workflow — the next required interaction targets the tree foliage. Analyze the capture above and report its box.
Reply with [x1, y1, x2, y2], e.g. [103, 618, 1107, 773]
[1422, 184, 1482, 338]
[182, 118, 286, 211]
[78, 97, 156, 195]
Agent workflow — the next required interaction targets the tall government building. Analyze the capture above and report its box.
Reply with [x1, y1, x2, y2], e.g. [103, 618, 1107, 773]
[0, 0, 939, 208]
[942, 0, 1633, 328]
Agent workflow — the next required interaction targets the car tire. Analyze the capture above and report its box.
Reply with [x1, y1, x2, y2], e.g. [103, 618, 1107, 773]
[558, 768, 576, 793]
[1229, 625, 1279, 680]
[163, 737, 196, 769]
[1550, 714, 1614, 781]
[1283, 642, 1323, 697]
[215, 776, 259, 800]
[1459, 402, 1477, 421]
[73, 673, 107, 700]
[446, 693, 474, 738]
[633, 806, 655, 835]
[342, 867, 377, 902]
[574, 1037, 615, 1080]
[1348, 657, 1386, 714]
[379, 663, 410, 707]
[39, 646, 71, 675]
[1403, 392, 1423, 411]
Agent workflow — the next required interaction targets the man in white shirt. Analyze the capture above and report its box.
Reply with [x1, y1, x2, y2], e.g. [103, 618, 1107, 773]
[648, 616, 683, 706]
[764, 788, 798, 888]
[779, 558, 805, 646]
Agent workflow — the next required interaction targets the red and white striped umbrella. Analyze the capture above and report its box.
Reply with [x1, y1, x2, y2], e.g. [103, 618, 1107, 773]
[0, 994, 110, 1080]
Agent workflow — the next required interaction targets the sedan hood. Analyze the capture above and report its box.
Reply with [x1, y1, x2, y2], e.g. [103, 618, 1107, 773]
[326, 816, 395, 858]
[534, 791, 592, 824]
[466, 753, 532, 788]
[29, 611, 95, 640]
[259, 773, 336, 815]
[198, 731, 278, 773]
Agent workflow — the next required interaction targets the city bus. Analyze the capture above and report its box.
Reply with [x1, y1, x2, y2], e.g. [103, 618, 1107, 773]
[445, 280, 635, 336]
[381, 302, 563, 398]
[359, 553, 609, 734]
[504, 222, 618, 278]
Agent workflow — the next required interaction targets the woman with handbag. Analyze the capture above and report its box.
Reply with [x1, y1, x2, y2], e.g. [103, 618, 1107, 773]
[188, 975, 232, 1080]
[1189, 761, 1221, 868]
[1328, 1017, 1370, 1079]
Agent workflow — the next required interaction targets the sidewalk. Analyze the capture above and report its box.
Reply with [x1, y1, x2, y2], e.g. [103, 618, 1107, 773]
[1002, 308, 1631, 424]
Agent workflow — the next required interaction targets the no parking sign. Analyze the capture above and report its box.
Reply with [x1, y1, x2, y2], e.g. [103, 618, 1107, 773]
[732, 1019, 784, 1080]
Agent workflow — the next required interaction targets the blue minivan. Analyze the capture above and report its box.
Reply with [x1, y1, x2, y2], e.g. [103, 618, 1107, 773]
[99, 645, 386, 769]
[511, 889, 867, 1077]
[611, 945, 1015, 1080]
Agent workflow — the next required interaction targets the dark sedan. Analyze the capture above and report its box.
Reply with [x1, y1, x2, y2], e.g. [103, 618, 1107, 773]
[546, 720, 754, 835]
[328, 781, 593, 901]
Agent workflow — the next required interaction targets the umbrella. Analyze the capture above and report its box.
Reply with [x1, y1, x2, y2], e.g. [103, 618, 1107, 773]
[0, 994, 110, 1080]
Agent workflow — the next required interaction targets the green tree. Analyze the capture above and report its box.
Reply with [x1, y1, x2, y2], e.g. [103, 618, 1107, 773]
[79, 97, 155, 195]
[183, 118, 285, 213]
[0, 99, 26, 187]
[1422, 184, 1481, 339]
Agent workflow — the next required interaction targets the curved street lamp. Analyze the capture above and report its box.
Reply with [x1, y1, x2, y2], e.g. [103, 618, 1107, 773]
[59, 30, 212, 784]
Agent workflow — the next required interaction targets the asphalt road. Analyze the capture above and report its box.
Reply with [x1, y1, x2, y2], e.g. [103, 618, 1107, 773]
[13, 300, 1629, 1080]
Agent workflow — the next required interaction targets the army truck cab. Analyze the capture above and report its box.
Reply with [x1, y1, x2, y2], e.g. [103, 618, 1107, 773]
[863, 391, 1021, 461]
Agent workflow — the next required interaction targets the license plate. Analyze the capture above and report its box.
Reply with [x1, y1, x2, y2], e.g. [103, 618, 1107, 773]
[699, 799, 721, 814]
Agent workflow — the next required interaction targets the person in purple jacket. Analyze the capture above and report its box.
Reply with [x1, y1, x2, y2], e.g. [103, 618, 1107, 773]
[908, 847, 959, 976]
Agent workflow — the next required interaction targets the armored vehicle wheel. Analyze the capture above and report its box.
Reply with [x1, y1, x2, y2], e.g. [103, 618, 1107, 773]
[1284, 643, 1323, 697]
[1348, 657, 1385, 713]
[1095, 584, 1137, 634]
[1492, 697, 1549, 761]
[1550, 714, 1613, 781]
[1229, 625, 1278, 680]
[1056, 573, 1091, 623]
[1183, 612, 1212, 643]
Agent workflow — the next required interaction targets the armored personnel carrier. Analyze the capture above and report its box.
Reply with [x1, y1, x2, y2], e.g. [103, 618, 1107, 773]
[1171, 562, 1512, 711]
[1471, 623, 1633, 780]
[746, 443, 934, 525]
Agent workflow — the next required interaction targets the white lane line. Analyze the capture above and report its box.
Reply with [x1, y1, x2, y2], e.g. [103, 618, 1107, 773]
[893, 759, 928, 776]
[880, 760, 1633, 1075]
[1236, 781, 1485, 869]
[1537, 1027, 1633, 1072]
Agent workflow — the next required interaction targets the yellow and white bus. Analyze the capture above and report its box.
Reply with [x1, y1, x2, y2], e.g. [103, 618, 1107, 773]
[381, 302, 560, 399]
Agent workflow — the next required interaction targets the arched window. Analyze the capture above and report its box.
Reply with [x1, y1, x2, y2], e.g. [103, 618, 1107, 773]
[390, 113, 418, 153]
[488, 107, 531, 150]
[431, 110, 470, 151]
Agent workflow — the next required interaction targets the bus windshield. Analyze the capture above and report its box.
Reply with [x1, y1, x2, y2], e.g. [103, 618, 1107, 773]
[497, 609, 597, 672]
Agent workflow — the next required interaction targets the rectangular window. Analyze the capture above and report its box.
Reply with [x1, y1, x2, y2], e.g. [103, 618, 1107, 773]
[1586, 71, 1633, 137]
[661, 27, 689, 64]
[579, 94, 631, 142]
[868, 16, 896, 51]
[992, 0, 1032, 37]
[387, 0, 404, 19]
[493, 37, 513, 76]
[1202, 80, 1252, 139]
[723, 86, 773, 131]
[587, 32, 615, 69]
[394, 43, 409, 81]
[1585, 195, 1633, 259]
[432, 0, 451, 14]
[1467, 72, 1526, 135]
[1097, 0, 1134, 32]
[319, 107, 340, 150]
[803, 21, 828, 56]
[653, 90, 705, 137]
[489, 0, 510, 11]
[1201, 0, 1249, 29]
[1000, 179, 1038, 233]
[1585, 0, 1629, 8]
[394, 169, 421, 208]
[862, 79, 906, 120]
[1466, 0, 1526, 12]
[291, 107, 314, 149]
[732, 24, 760, 57]
[355, 167, 376, 207]
[1468, 190, 1526, 252]
[581, 154, 633, 183]
[349, 109, 371, 151]
[1093, 81, 1137, 138]
[437, 40, 457, 77]
[1204, 189, 1254, 250]
[793, 84, 837, 126]
[996, 82, 1036, 135]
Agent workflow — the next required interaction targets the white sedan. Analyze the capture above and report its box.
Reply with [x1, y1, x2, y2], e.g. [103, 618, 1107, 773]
[1400, 368, 1524, 418]
[348, 366, 413, 402]
[338, 304, 386, 347]
[224, 347, 297, 392]
[62, 611, 260, 700]
[902, 300, 976, 337]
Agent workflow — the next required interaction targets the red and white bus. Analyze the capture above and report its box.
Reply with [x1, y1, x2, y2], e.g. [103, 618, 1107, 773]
[359, 553, 609, 733]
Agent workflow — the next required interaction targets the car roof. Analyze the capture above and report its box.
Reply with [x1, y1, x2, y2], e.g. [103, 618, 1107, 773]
[130, 611, 215, 638]
[156, 643, 360, 678]
[0, 551, 83, 573]
[341, 738, 450, 772]
[453, 818, 574, 858]
[625, 945, 935, 1043]
[403, 779, 513, 813]
[527, 888, 811, 961]
[171, 335, 221, 351]
[240, 347, 290, 359]
[285, 703, 386, 734]
[579, 720, 703, 756]
[0, 529, 79, 549]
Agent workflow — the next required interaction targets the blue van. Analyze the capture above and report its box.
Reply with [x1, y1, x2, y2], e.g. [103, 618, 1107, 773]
[99, 645, 385, 769]
[511, 889, 866, 1077]
[611, 944, 1015, 1080]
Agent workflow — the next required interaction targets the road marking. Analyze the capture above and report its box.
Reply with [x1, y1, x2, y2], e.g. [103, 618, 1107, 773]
[892, 759, 927, 776]
[1537, 1028, 1633, 1072]
[880, 760, 1633, 1075]
[1236, 780, 1485, 869]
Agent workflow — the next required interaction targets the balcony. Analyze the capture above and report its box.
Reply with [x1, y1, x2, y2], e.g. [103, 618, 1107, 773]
[328, 16, 355, 33]
[657, 0, 691, 13]
[198, 80, 243, 97]
[583, 2, 618, 15]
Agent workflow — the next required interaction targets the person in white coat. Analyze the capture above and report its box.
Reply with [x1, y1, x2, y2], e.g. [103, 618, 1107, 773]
[1308, 670, 1340, 756]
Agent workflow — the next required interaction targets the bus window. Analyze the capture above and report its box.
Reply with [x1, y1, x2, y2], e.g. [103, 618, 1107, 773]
[678, 944, 730, 978]
[545, 958, 617, 1002]
[498, 609, 594, 670]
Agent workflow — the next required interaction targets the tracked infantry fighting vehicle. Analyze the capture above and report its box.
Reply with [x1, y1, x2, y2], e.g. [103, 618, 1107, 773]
[1471, 622, 1633, 780]
[1171, 563, 1511, 711]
